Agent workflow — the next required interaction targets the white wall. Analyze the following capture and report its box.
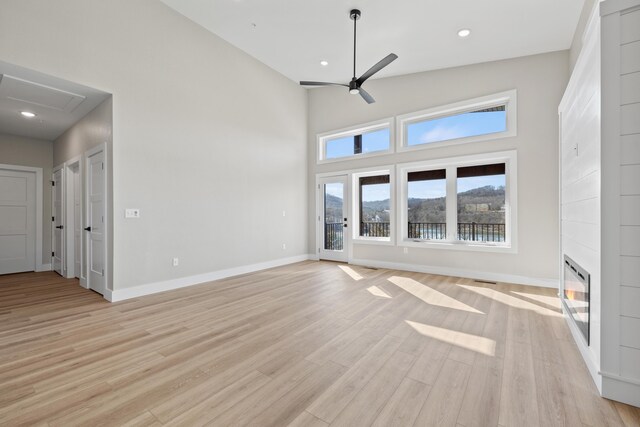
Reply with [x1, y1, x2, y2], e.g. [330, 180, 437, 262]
[570, 0, 599, 72]
[616, 7, 640, 385]
[54, 97, 112, 167]
[0, 133, 53, 261]
[0, 0, 308, 291]
[559, 9, 602, 386]
[308, 51, 569, 285]
[600, 0, 640, 406]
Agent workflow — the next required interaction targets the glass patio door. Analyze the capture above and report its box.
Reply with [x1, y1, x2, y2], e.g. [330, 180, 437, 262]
[318, 175, 350, 262]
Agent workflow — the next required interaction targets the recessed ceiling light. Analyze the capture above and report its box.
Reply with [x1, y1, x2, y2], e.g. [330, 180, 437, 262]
[320, 60, 329, 66]
[458, 28, 471, 38]
[20, 111, 36, 118]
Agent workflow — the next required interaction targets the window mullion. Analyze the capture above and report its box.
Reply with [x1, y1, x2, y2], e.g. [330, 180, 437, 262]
[445, 166, 457, 242]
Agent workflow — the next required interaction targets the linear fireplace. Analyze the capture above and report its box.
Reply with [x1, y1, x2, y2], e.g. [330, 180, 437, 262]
[562, 255, 590, 344]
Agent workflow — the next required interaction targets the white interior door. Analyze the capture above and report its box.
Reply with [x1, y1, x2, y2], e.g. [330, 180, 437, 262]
[52, 168, 64, 276]
[86, 150, 106, 295]
[318, 175, 350, 262]
[0, 168, 36, 274]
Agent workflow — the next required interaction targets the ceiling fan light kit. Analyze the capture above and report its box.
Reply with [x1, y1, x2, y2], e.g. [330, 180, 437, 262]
[300, 9, 398, 104]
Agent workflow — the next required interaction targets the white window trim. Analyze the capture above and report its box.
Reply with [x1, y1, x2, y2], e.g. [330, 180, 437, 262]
[352, 167, 395, 246]
[396, 90, 517, 153]
[317, 117, 394, 164]
[397, 150, 518, 253]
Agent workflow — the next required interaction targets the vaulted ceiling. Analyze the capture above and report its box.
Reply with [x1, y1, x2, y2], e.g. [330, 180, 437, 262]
[161, 0, 584, 83]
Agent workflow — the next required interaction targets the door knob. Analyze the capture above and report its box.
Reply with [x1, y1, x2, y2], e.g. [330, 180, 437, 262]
[56, 225, 64, 229]
[84, 226, 92, 232]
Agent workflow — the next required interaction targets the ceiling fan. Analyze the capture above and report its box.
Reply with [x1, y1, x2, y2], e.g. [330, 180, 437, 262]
[300, 9, 398, 104]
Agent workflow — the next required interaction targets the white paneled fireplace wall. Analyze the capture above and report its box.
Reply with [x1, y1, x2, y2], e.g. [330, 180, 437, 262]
[559, 0, 640, 407]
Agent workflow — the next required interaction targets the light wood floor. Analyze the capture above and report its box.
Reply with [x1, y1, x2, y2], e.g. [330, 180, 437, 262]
[1, 261, 639, 427]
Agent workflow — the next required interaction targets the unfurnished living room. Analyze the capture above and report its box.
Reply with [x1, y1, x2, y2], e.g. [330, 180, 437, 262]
[0, 0, 639, 425]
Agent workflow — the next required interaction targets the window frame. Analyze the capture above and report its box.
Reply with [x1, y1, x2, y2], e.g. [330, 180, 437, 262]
[317, 118, 394, 164]
[397, 150, 517, 253]
[351, 167, 395, 246]
[396, 90, 517, 153]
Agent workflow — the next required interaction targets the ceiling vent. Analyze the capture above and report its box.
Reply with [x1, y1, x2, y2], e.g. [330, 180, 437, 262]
[0, 74, 85, 113]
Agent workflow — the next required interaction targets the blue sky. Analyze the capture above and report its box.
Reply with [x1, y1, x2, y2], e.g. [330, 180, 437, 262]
[325, 182, 343, 199]
[362, 183, 390, 202]
[408, 111, 506, 146]
[326, 128, 389, 159]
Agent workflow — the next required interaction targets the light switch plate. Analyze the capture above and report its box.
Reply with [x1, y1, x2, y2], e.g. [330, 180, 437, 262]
[125, 208, 140, 218]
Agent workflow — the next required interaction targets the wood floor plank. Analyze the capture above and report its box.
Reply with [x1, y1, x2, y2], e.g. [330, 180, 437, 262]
[305, 334, 402, 423]
[330, 350, 414, 427]
[413, 358, 471, 427]
[371, 377, 432, 427]
[0, 264, 636, 426]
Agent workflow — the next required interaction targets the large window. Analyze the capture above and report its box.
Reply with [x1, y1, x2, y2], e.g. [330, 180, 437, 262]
[399, 151, 516, 251]
[456, 164, 506, 243]
[318, 119, 392, 163]
[397, 90, 517, 152]
[407, 169, 446, 240]
[353, 169, 394, 243]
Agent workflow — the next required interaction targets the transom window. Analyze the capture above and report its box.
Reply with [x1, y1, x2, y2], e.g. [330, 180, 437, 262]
[397, 90, 517, 152]
[318, 119, 392, 163]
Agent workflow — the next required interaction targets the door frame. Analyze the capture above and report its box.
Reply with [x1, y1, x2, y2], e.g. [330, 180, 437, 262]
[64, 155, 83, 283]
[0, 163, 45, 272]
[316, 174, 351, 263]
[84, 143, 109, 297]
[52, 163, 65, 276]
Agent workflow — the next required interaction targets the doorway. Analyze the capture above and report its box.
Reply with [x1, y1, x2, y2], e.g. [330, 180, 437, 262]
[317, 175, 350, 262]
[65, 157, 82, 281]
[0, 165, 42, 275]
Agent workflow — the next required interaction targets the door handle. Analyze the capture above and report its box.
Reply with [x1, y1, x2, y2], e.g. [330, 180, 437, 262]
[84, 226, 92, 232]
[56, 225, 64, 229]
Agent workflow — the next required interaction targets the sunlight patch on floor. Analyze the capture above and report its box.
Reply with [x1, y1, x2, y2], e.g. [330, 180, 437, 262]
[388, 276, 483, 314]
[458, 284, 562, 317]
[406, 320, 496, 356]
[338, 265, 363, 281]
[366, 285, 392, 299]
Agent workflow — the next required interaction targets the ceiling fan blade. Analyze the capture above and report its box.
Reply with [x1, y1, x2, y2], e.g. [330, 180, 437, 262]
[300, 81, 348, 87]
[358, 87, 375, 104]
[356, 53, 398, 85]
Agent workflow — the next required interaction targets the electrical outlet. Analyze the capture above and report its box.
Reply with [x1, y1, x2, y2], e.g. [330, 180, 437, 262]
[172, 257, 179, 267]
[282, 243, 286, 250]
[403, 247, 408, 254]
[125, 208, 140, 218]
[282, 210, 286, 217]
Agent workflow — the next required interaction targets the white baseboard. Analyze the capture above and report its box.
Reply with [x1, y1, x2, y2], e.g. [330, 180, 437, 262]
[601, 372, 640, 407]
[36, 263, 52, 272]
[79, 277, 88, 289]
[349, 258, 559, 288]
[107, 254, 314, 302]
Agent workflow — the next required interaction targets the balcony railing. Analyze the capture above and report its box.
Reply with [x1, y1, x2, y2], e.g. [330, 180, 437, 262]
[408, 222, 446, 240]
[360, 221, 390, 237]
[457, 222, 505, 242]
[324, 222, 344, 250]
[324, 221, 505, 250]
